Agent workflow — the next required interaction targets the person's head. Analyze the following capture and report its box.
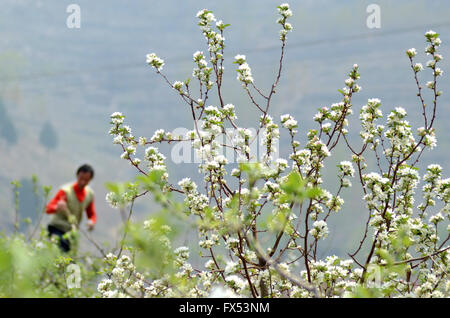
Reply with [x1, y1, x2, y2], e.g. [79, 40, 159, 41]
[76, 164, 94, 188]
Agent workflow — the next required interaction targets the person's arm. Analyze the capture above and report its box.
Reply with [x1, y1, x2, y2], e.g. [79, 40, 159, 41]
[85, 198, 97, 230]
[46, 190, 67, 214]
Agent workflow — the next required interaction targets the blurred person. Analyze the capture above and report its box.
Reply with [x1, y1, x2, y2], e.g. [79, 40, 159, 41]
[45, 164, 97, 252]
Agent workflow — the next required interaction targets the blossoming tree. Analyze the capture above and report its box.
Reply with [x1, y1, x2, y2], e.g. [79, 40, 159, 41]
[102, 4, 449, 298]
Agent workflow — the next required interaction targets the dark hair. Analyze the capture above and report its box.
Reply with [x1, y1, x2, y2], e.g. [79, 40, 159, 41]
[76, 164, 94, 179]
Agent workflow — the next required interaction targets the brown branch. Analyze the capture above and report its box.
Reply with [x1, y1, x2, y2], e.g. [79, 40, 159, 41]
[245, 233, 319, 297]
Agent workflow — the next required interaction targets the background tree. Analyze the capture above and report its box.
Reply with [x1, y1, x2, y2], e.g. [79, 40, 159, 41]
[0, 98, 18, 145]
[39, 120, 59, 151]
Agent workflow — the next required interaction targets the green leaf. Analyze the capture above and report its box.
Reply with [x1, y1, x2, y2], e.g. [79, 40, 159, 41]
[280, 171, 321, 204]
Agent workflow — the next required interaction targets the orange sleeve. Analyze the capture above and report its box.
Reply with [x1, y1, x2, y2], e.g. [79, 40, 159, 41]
[86, 198, 97, 224]
[46, 190, 67, 214]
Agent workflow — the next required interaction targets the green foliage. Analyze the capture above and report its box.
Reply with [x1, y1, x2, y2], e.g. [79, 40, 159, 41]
[280, 171, 322, 204]
[0, 230, 101, 297]
[2, 175, 102, 298]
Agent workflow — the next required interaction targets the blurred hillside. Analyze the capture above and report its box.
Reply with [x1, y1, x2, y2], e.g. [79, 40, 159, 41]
[0, 0, 449, 258]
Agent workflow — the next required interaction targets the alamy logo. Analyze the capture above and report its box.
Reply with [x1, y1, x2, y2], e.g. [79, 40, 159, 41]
[66, 264, 81, 289]
[366, 4, 381, 29]
[366, 264, 382, 288]
[66, 4, 81, 29]
[169, 126, 279, 164]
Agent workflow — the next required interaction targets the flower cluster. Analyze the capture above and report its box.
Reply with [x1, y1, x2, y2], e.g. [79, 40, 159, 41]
[338, 161, 355, 188]
[360, 98, 383, 143]
[277, 3, 293, 41]
[363, 172, 392, 210]
[384, 107, 417, 158]
[98, 254, 146, 298]
[196, 9, 216, 34]
[299, 256, 357, 297]
[178, 177, 209, 216]
[338, 161, 355, 177]
[234, 55, 254, 86]
[260, 115, 280, 164]
[309, 220, 329, 239]
[146, 53, 164, 71]
[196, 9, 227, 67]
[105, 181, 139, 209]
[232, 128, 252, 162]
[280, 114, 298, 132]
[192, 51, 213, 90]
[144, 146, 167, 174]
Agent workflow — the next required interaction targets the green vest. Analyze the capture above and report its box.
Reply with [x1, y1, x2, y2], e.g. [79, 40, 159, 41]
[49, 183, 94, 232]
